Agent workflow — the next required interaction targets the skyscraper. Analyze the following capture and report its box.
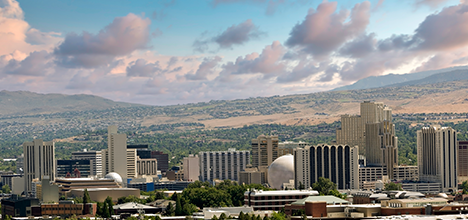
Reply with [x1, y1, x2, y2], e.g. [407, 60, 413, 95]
[23, 139, 55, 195]
[294, 144, 359, 189]
[72, 150, 102, 177]
[458, 141, 468, 182]
[251, 135, 279, 167]
[417, 126, 458, 192]
[365, 120, 398, 177]
[183, 154, 199, 181]
[199, 148, 250, 182]
[102, 125, 131, 179]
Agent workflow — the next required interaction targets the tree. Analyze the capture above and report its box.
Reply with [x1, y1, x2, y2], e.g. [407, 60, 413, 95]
[462, 181, 468, 194]
[2, 185, 11, 194]
[104, 196, 114, 216]
[312, 177, 336, 195]
[175, 193, 183, 216]
[102, 202, 110, 218]
[166, 202, 175, 216]
[219, 213, 227, 220]
[384, 182, 403, 191]
[298, 182, 305, 190]
[83, 188, 91, 204]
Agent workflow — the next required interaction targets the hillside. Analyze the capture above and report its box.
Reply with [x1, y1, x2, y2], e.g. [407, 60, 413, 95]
[384, 69, 468, 88]
[0, 90, 141, 115]
[332, 66, 468, 91]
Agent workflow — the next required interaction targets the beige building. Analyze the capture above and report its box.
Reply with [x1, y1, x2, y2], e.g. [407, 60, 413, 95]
[71, 188, 140, 203]
[336, 101, 391, 155]
[251, 135, 278, 167]
[23, 139, 56, 195]
[239, 166, 267, 185]
[294, 144, 359, 189]
[137, 158, 158, 177]
[278, 141, 307, 156]
[183, 154, 199, 181]
[102, 126, 137, 179]
[365, 120, 398, 178]
[458, 141, 468, 182]
[417, 126, 458, 192]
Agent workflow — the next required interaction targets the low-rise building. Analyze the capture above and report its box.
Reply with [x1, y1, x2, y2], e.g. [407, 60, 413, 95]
[1, 196, 39, 219]
[71, 188, 140, 203]
[244, 190, 319, 211]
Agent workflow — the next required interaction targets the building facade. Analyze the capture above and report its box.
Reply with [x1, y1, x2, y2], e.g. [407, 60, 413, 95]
[278, 141, 307, 157]
[151, 151, 169, 172]
[56, 159, 92, 177]
[459, 141, 468, 182]
[23, 139, 55, 195]
[294, 144, 359, 189]
[71, 150, 102, 177]
[244, 190, 319, 211]
[183, 154, 199, 181]
[199, 149, 250, 182]
[137, 158, 158, 176]
[417, 126, 458, 192]
[251, 135, 279, 167]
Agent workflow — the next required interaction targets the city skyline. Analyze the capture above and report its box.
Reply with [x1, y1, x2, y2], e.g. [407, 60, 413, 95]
[1, 0, 467, 105]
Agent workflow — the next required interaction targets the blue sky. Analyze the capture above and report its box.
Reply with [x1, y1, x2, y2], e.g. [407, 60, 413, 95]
[0, 0, 466, 105]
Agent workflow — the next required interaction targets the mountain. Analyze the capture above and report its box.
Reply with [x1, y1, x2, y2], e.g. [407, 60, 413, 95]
[384, 69, 468, 88]
[0, 90, 142, 115]
[332, 66, 468, 91]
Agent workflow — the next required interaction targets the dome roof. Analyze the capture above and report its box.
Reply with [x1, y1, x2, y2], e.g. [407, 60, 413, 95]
[268, 154, 294, 189]
[105, 172, 123, 183]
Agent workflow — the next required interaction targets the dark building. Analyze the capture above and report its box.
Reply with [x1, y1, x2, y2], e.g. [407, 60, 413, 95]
[127, 144, 152, 159]
[56, 159, 92, 177]
[128, 182, 155, 192]
[153, 181, 191, 190]
[459, 141, 468, 182]
[1, 195, 39, 219]
[1, 174, 23, 188]
[152, 151, 169, 172]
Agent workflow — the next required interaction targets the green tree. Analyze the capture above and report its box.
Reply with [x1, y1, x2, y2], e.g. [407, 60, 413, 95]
[102, 202, 110, 218]
[211, 215, 218, 220]
[83, 188, 91, 204]
[384, 182, 403, 191]
[2, 185, 11, 194]
[298, 182, 305, 190]
[166, 202, 175, 216]
[175, 193, 183, 216]
[461, 181, 468, 194]
[105, 196, 114, 216]
[219, 213, 227, 220]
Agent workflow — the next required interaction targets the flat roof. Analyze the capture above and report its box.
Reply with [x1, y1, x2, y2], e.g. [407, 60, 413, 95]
[291, 195, 349, 205]
[71, 188, 138, 191]
[245, 190, 319, 196]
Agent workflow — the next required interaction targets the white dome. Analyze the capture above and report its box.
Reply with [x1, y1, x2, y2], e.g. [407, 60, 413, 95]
[105, 172, 123, 184]
[268, 154, 294, 189]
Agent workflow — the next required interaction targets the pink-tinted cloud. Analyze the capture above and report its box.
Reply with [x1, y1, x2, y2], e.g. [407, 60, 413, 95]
[285, 1, 371, 58]
[54, 13, 151, 68]
[185, 56, 222, 80]
[414, 0, 449, 8]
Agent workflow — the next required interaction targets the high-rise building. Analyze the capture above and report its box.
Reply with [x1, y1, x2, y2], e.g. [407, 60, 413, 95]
[251, 135, 279, 167]
[365, 120, 398, 177]
[23, 139, 56, 195]
[183, 155, 199, 181]
[459, 141, 468, 182]
[127, 149, 137, 178]
[417, 126, 458, 192]
[102, 126, 131, 179]
[294, 144, 359, 189]
[199, 148, 250, 182]
[336, 101, 391, 155]
[72, 150, 102, 177]
[151, 151, 169, 172]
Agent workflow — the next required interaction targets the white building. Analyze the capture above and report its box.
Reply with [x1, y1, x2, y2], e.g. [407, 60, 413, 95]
[23, 139, 55, 195]
[72, 150, 102, 177]
[102, 125, 136, 180]
[417, 126, 458, 192]
[199, 148, 250, 182]
[183, 154, 199, 181]
[294, 144, 359, 190]
[244, 190, 319, 211]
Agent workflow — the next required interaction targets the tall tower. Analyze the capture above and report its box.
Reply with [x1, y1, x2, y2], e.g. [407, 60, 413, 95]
[102, 126, 129, 179]
[23, 139, 55, 195]
[417, 126, 458, 192]
[251, 135, 279, 167]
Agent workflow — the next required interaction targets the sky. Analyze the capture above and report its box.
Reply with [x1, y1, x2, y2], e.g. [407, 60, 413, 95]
[0, 0, 467, 106]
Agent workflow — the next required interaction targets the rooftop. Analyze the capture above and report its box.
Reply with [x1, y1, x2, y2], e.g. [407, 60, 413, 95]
[245, 190, 319, 196]
[291, 195, 350, 205]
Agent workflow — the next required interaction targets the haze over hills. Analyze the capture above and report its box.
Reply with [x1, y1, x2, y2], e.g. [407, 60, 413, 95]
[0, 90, 141, 116]
[332, 66, 468, 91]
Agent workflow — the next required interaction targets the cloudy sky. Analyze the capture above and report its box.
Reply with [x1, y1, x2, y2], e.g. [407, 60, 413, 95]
[0, 0, 467, 105]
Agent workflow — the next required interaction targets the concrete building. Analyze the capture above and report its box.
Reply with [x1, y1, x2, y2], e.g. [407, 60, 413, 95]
[278, 141, 307, 157]
[251, 135, 278, 167]
[459, 141, 468, 182]
[183, 154, 199, 181]
[365, 120, 398, 178]
[71, 188, 140, 203]
[294, 144, 359, 189]
[199, 148, 250, 182]
[41, 176, 59, 203]
[239, 166, 267, 185]
[54, 177, 121, 197]
[244, 189, 319, 211]
[336, 101, 391, 155]
[72, 150, 102, 177]
[23, 139, 56, 195]
[1, 196, 39, 219]
[417, 126, 458, 192]
[137, 158, 158, 176]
